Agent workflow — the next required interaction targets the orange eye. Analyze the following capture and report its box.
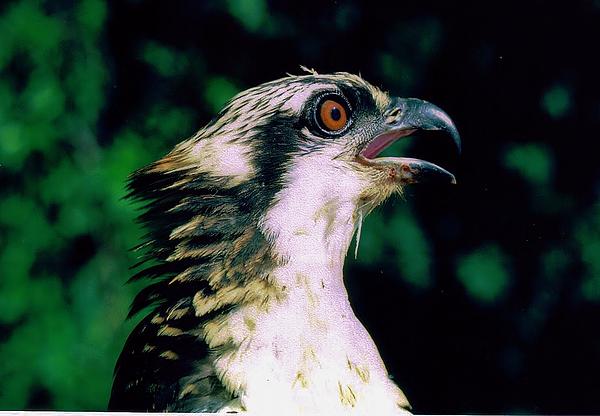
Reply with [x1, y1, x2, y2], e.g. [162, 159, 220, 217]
[318, 98, 349, 132]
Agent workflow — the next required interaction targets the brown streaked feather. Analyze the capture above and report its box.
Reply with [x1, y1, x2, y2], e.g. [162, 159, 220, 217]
[110, 127, 281, 411]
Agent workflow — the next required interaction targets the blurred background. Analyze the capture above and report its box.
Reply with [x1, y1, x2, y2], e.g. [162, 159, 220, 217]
[0, 0, 598, 413]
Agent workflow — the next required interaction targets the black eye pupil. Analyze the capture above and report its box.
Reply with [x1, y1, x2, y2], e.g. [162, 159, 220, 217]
[330, 107, 341, 121]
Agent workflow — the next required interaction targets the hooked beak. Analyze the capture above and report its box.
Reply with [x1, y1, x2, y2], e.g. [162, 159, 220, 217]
[358, 97, 461, 184]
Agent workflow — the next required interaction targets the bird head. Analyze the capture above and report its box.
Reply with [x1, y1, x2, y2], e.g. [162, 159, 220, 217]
[147, 71, 458, 215]
[128, 71, 460, 314]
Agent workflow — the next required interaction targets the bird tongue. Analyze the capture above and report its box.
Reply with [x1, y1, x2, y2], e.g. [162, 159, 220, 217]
[361, 129, 416, 159]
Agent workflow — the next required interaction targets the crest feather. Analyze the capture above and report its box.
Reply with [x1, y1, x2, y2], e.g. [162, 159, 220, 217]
[299, 65, 318, 75]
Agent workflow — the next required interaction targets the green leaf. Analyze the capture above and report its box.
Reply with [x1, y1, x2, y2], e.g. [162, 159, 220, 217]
[142, 42, 187, 78]
[144, 105, 194, 140]
[390, 210, 432, 289]
[226, 0, 268, 33]
[575, 203, 600, 301]
[504, 143, 553, 186]
[203, 76, 239, 114]
[457, 245, 511, 304]
[541, 84, 571, 119]
[23, 70, 65, 122]
[0, 241, 34, 324]
[65, 49, 107, 125]
[0, 122, 26, 170]
[76, 0, 107, 36]
[2, 1, 64, 65]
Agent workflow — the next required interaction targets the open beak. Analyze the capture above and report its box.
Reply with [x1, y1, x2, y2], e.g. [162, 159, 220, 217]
[358, 97, 461, 184]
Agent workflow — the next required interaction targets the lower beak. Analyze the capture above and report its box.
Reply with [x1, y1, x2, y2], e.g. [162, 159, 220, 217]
[359, 97, 461, 184]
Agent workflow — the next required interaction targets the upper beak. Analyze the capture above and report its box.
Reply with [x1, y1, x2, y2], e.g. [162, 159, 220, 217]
[387, 97, 461, 154]
[359, 97, 461, 184]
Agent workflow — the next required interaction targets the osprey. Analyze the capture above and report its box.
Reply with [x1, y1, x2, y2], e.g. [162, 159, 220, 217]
[109, 71, 460, 415]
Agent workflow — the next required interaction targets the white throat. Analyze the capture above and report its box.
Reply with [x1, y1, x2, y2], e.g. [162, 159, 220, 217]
[260, 149, 365, 290]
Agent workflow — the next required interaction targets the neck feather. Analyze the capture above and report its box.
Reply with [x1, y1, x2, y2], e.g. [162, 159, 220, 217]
[127, 163, 280, 319]
[259, 152, 363, 291]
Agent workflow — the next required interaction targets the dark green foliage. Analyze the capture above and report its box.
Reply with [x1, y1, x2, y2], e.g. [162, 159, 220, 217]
[0, 0, 598, 413]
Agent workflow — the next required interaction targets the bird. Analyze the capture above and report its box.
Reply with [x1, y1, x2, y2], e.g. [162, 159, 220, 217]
[108, 70, 460, 415]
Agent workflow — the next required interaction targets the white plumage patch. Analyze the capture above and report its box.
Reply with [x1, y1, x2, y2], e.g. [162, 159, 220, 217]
[191, 135, 254, 186]
[280, 82, 338, 115]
